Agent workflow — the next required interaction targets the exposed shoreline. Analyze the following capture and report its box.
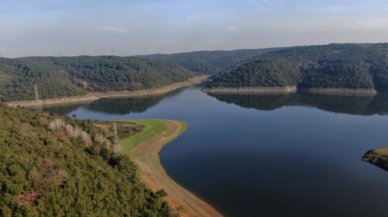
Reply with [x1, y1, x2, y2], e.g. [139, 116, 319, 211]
[300, 87, 377, 96]
[5, 76, 208, 107]
[202, 86, 297, 94]
[202, 86, 377, 96]
[123, 119, 223, 217]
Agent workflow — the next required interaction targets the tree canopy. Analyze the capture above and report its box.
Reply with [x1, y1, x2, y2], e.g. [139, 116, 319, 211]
[0, 56, 194, 101]
[206, 43, 388, 92]
[0, 105, 173, 217]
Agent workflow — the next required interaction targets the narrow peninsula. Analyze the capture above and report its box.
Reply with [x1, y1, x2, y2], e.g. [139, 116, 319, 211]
[0, 104, 222, 216]
[119, 119, 223, 217]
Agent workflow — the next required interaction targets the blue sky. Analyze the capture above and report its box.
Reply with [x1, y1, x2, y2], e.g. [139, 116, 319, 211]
[1, 0, 388, 57]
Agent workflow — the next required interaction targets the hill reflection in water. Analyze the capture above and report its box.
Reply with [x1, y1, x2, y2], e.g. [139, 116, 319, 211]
[44, 88, 184, 115]
[207, 93, 388, 116]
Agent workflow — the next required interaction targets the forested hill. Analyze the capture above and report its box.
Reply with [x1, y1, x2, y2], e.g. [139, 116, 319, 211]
[206, 43, 388, 93]
[0, 56, 195, 101]
[140, 48, 277, 74]
[0, 105, 173, 216]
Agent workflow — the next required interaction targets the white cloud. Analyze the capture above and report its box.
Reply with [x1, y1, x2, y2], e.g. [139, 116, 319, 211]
[94, 26, 128, 33]
[226, 25, 238, 32]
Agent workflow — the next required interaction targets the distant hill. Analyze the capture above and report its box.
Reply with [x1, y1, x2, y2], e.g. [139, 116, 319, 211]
[4, 44, 388, 101]
[205, 43, 388, 95]
[0, 105, 172, 216]
[140, 49, 277, 74]
[0, 56, 195, 101]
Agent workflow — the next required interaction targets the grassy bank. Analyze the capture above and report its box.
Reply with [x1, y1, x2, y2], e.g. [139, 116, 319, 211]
[120, 120, 170, 154]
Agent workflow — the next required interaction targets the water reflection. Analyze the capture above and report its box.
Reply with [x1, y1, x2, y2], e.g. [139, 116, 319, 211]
[44, 89, 183, 115]
[207, 93, 388, 115]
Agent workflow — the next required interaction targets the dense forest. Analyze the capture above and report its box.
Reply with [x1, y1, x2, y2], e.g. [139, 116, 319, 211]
[4, 43, 388, 101]
[0, 56, 195, 101]
[0, 49, 279, 102]
[206, 43, 388, 92]
[206, 57, 301, 88]
[0, 105, 173, 217]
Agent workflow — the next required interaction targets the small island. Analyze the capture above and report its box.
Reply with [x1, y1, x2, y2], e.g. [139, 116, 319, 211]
[363, 148, 388, 171]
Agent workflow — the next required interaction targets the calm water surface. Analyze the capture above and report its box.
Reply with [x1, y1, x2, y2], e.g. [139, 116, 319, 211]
[46, 87, 388, 217]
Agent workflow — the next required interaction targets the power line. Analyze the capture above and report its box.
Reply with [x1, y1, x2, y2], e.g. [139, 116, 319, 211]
[33, 85, 43, 112]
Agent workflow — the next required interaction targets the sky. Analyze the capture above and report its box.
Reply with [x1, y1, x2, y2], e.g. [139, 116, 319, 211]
[1, 0, 388, 57]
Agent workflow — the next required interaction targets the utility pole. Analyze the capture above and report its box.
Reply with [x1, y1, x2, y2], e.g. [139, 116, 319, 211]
[34, 85, 42, 111]
[112, 122, 119, 150]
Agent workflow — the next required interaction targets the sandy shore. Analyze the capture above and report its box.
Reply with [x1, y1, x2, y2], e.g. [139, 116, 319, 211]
[126, 120, 223, 217]
[5, 76, 208, 107]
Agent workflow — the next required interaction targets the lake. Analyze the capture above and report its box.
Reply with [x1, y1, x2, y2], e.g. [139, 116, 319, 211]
[45, 87, 388, 217]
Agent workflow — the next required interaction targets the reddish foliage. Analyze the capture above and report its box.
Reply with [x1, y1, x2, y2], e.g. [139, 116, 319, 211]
[18, 192, 39, 204]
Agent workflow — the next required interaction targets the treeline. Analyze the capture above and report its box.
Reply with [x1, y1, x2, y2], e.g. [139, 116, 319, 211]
[206, 43, 388, 92]
[0, 105, 174, 217]
[208, 57, 300, 88]
[0, 56, 195, 101]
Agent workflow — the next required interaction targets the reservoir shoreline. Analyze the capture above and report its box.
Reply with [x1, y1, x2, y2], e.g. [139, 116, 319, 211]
[5, 76, 208, 108]
[123, 119, 224, 217]
[202, 86, 297, 94]
[202, 86, 377, 96]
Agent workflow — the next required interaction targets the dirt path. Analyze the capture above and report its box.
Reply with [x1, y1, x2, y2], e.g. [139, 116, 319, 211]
[128, 120, 223, 217]
[5, 76, 208, 107]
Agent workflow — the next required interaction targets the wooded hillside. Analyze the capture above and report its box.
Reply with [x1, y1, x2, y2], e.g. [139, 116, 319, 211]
[0, 105, 173, 217]
[206, 43, 388, 92]
[0, 56, 195, 101]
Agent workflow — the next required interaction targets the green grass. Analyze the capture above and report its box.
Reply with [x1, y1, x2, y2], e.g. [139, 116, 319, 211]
[119, 119, 167, 154]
